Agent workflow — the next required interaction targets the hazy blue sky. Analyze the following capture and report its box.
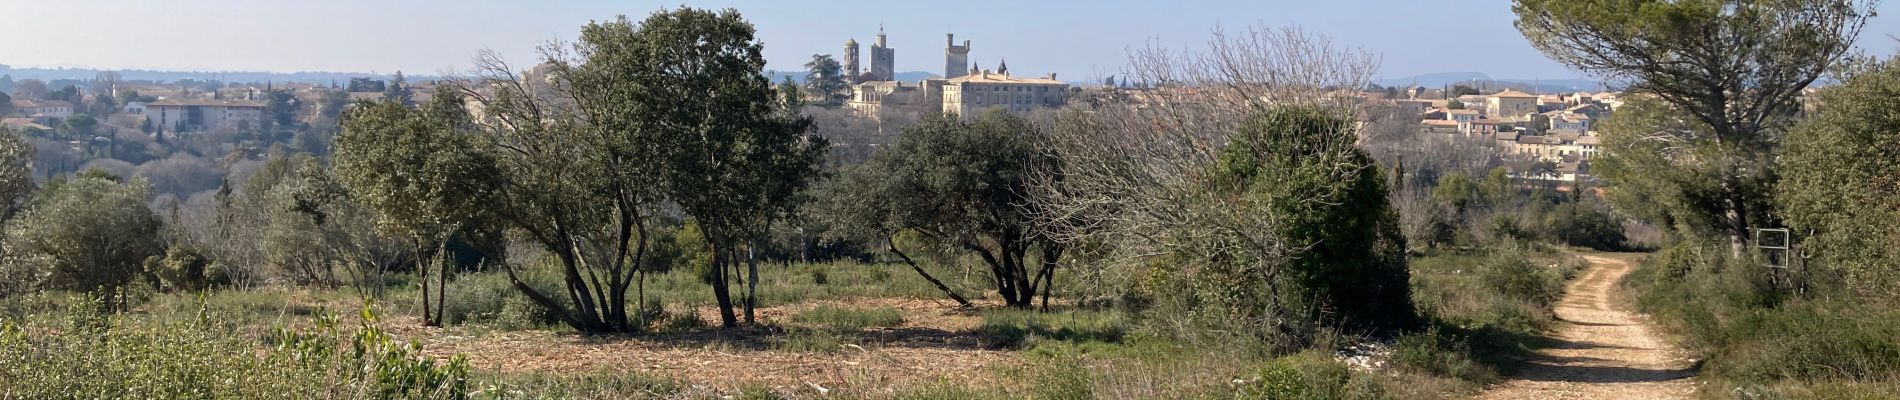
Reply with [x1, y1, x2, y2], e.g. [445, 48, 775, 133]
[3, 0, 1896, 80]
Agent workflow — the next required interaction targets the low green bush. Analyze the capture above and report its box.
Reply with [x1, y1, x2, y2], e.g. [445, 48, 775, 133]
[144, 246, 227, 292]
[1477, 247, 1564, 305]
[439, 270, 562, 329]
[1406, 247, 1570, 389]
[1236, 351, 1389, 400]
[0, 298, 470, 399]
[808, 265, 830, 285]
[1539, 202, 1627, 251]
[1630, 241, 1900, 396]
[1710, 301, 1900, 383]
[1390, 326, 1497, 384]
[652, 302, 708, 333]
[1026, 353, 1094, 400]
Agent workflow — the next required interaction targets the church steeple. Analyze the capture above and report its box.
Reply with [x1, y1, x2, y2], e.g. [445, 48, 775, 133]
[997, 58, 1008, 75]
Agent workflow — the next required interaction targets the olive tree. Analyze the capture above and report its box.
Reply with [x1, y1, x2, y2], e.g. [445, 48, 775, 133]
[333, 95, 496, 326]
[437, 8, 823, 331]
[0, 127, 31, 221]
[1, 170, 163, 299]
[819, 111, 1059, 309]
[591, 8, 828, 326]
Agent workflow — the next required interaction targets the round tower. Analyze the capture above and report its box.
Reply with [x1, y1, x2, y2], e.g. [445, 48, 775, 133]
[843, 38, 861, 84]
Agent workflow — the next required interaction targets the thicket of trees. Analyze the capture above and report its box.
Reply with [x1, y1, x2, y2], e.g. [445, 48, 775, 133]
[341, 8, 827, 332]
[1511, 0, 1900, 394]
[1517, 0, 1881, 289]
[1779, 57, 1900, 298]
[1515, 0, 1874, 256]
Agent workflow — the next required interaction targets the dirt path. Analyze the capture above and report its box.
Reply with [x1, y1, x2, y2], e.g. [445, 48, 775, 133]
[1476, 254, 1696, 400]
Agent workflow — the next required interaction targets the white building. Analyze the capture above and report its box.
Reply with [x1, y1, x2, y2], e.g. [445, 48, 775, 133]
[10, 99, 74, 120]
[940, 69, 1070, 116]
[1445, 109, 1480, 134]
[146, 98, 266, 133]
[1546, 110, 1592, 131]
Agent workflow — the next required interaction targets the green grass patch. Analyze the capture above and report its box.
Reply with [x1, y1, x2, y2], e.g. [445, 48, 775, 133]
[1235, 350, 1392, 400]
[478, 367, 682, 399]
[772, 327, 850, 353]
[1400, 246, 1581, 392]
[788, 305, 904, 331]
[978, 308, 1131, 348]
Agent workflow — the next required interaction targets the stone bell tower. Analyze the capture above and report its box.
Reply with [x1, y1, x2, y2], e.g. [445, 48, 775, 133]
[843, 37, 861, 84]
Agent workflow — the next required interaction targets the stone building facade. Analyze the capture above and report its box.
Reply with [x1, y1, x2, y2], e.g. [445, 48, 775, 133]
[940, 70, 1070, 116]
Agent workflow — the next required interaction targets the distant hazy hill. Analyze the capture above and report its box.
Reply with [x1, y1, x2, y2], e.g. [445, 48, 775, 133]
[1377, 72, 1607, 93]
[0, 64, 432, 84]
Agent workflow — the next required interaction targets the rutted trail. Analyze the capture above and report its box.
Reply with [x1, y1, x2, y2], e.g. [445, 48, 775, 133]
[1476, 254, 1696, 400]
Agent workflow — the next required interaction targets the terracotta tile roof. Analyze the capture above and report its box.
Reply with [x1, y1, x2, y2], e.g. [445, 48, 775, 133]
[1492, 89, 1537, 98]
[1, 118, 51, 130]
[10, 99, 72, 108]
[945, 72, 1064, 85]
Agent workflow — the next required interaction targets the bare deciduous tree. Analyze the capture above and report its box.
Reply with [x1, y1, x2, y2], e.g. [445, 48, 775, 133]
[1030, 25, 1403, 343]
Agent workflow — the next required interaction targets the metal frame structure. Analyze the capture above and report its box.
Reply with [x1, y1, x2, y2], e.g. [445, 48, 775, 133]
[1754, 228, 1792, 269]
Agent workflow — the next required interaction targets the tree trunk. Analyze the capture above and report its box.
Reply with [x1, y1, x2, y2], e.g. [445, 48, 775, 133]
[710, 241, 739, 328]
[414, 237, 435, 326]
[744, 240, 759, 324]
[434, 241, 449, 328]
[1723, 177, 1751, 259]
[1037, 245, 1060, 312]
[972, 244, 1020, 307]
[636, 268, 647, 327]
[501, 262, 586, 331]
[888, 237, 973, 307]
[607, 202, 642, 332]
[554, 242, 604, 331]
[1007, 244, 1035, 308]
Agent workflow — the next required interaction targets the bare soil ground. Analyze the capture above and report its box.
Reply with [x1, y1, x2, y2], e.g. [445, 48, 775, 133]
[1477, 254, 1697, 400]
[404, 298, 1016, 394]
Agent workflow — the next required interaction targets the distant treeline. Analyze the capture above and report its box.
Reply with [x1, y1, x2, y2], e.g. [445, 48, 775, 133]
[0, 65, 432, 85]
